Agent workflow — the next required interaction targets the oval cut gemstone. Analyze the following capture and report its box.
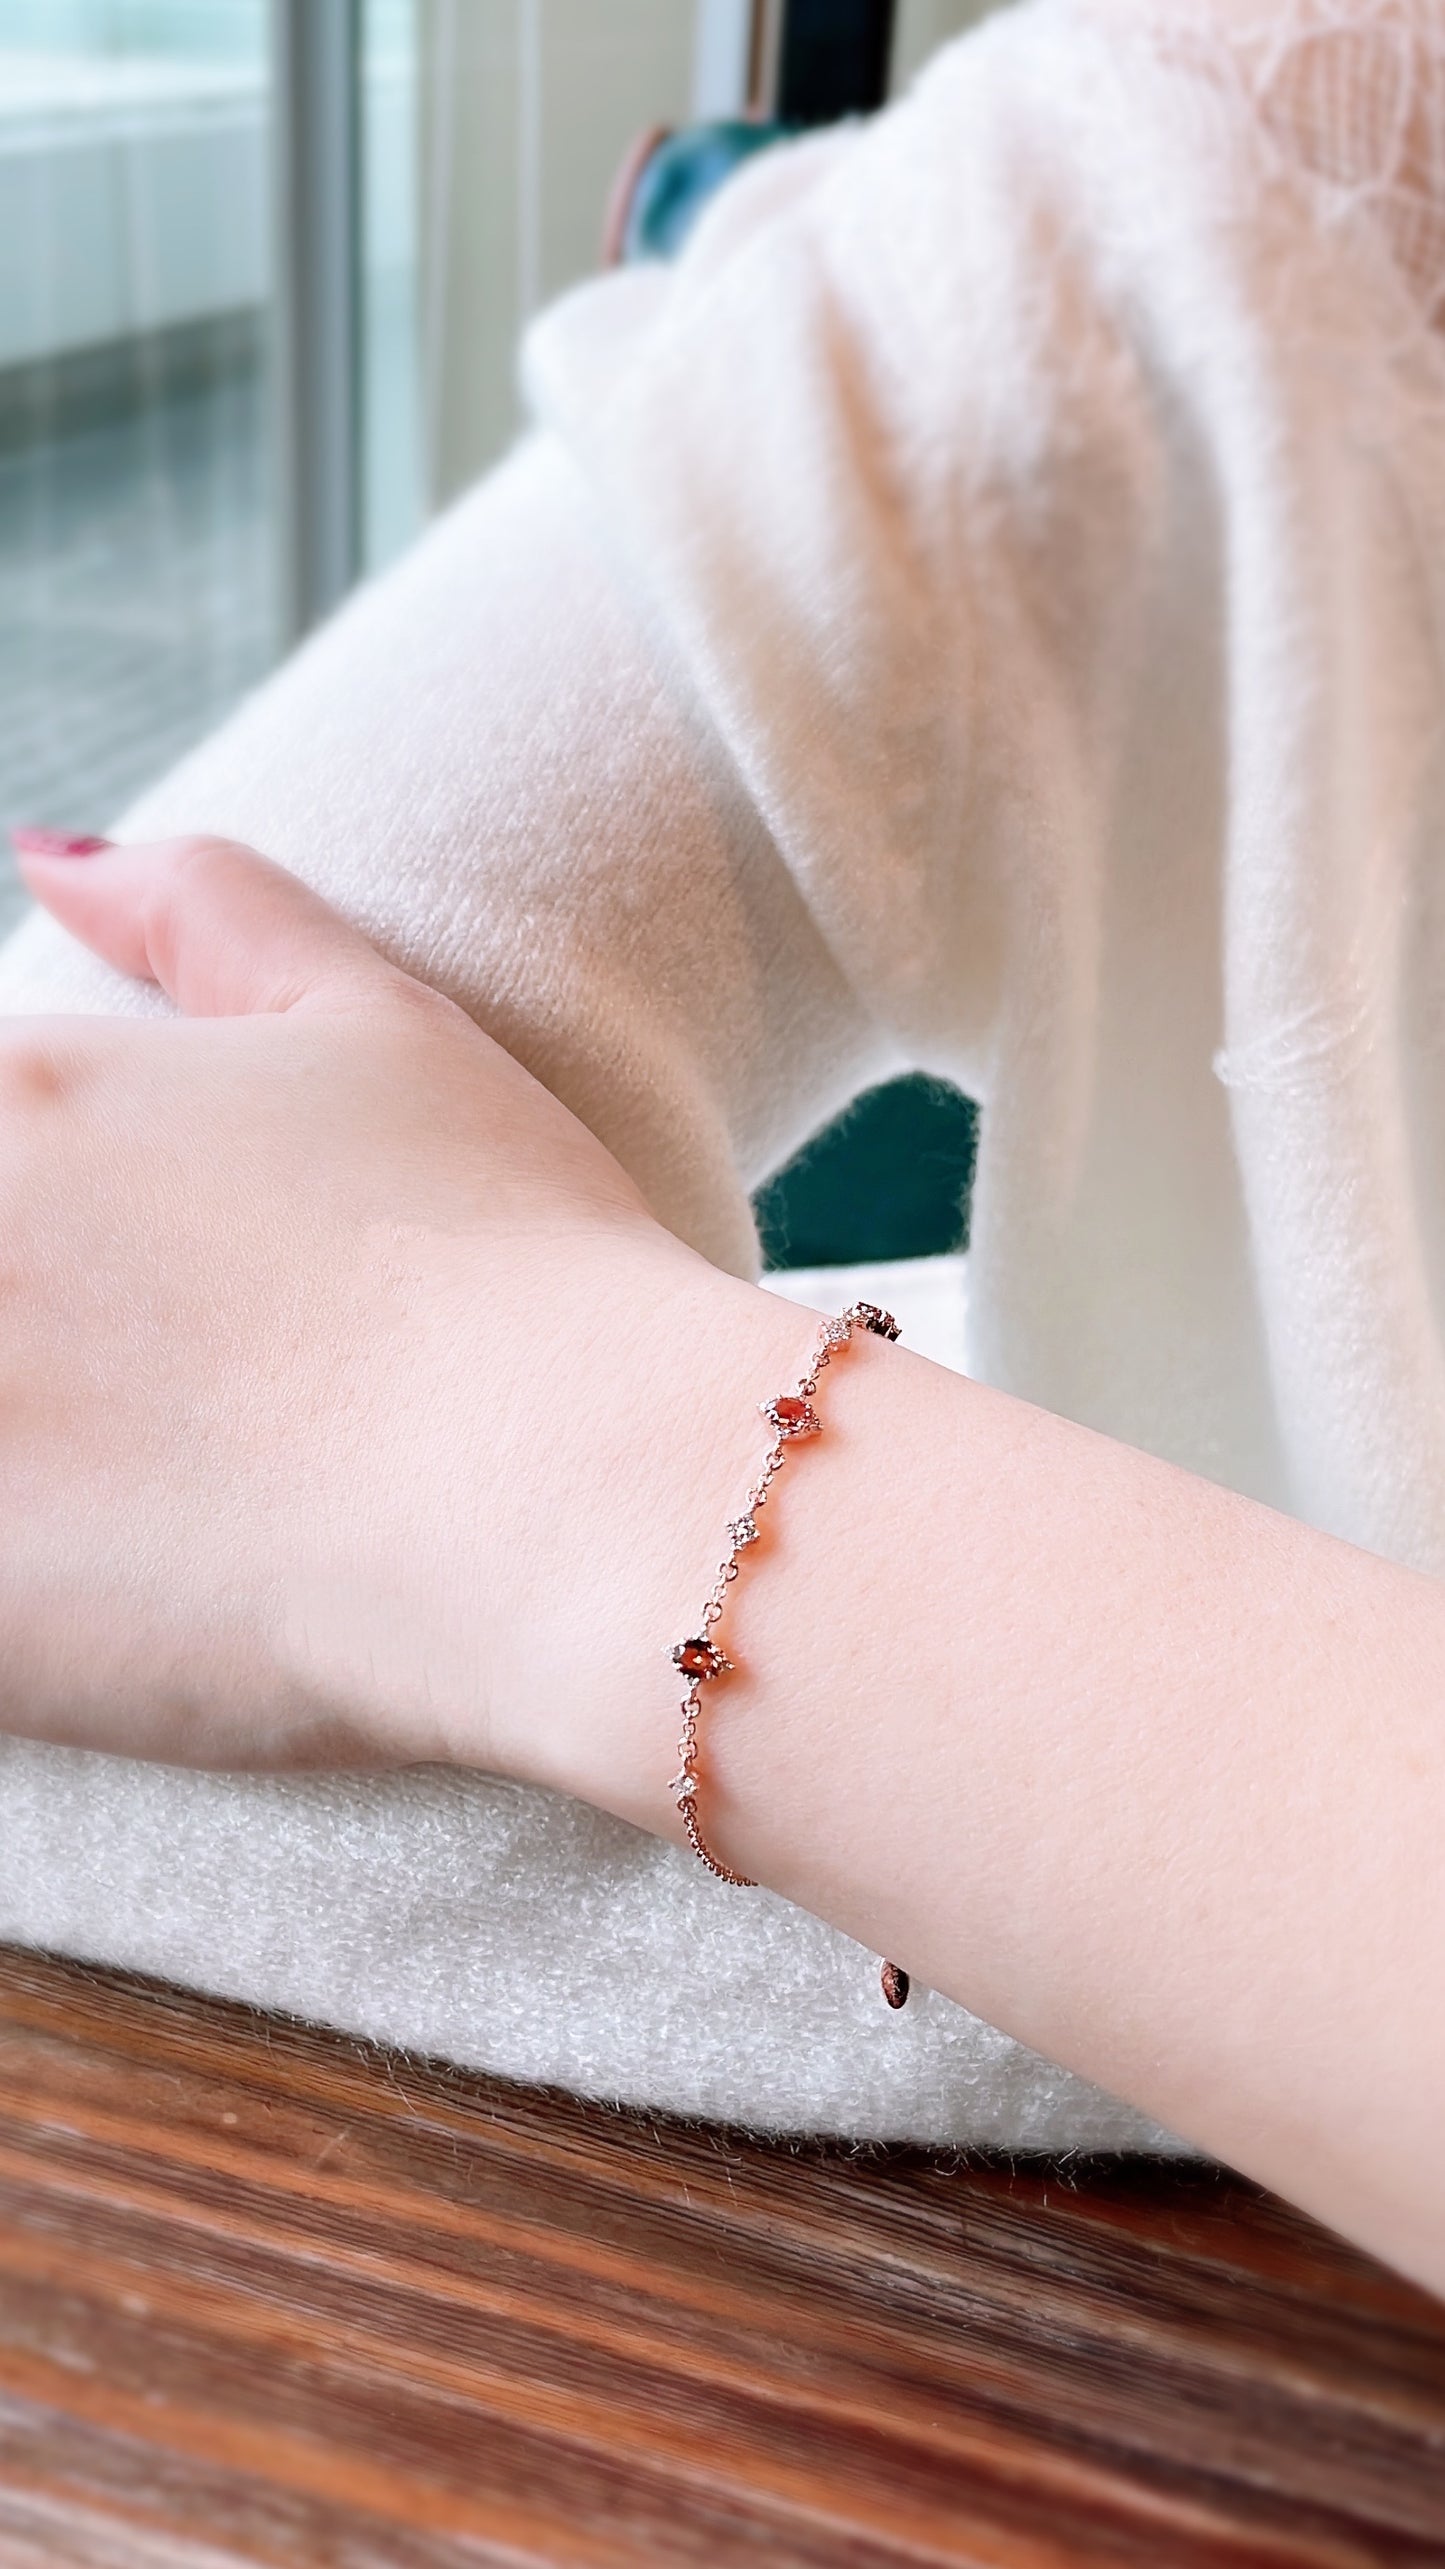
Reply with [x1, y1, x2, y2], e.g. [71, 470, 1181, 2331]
[762, 1394, 820, 1438]
[672, 1635, 730, 1680]
[880, 1961, 911, 2010]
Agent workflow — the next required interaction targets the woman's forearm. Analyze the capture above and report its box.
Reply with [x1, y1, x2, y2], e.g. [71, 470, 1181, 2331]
[476, 1243, 1445, 2294]
[6, 831, 1438, 2297]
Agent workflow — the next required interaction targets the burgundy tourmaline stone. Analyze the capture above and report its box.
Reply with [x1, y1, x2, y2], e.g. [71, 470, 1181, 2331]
[673, 1636, 726, 1680]
[880, 1961, 911, 2010]
[854, 1303, 902, 1341]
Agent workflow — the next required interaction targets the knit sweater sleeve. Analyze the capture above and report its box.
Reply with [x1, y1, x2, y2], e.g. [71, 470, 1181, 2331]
[520, 18, 1154, 1095]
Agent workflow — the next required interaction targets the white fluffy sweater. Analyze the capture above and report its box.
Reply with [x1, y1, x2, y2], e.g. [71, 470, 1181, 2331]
[0, 0, 1441, 2148]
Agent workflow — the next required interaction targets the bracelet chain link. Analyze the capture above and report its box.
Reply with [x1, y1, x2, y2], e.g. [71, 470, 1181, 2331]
[667, 1301, 912, 2010]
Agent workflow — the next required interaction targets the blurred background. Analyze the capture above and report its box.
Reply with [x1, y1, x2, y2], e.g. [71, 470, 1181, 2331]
[0, 0, 987, 1257]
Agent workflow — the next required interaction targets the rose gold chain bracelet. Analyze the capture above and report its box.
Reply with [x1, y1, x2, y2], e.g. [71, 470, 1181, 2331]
[668, 1299, 912, 2012]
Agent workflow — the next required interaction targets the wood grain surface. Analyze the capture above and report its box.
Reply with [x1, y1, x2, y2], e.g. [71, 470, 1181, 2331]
[0, 1946, 1438, 2566]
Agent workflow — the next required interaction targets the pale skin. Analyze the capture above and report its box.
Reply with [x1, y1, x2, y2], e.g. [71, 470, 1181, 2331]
[3, 830, 1442, 2301]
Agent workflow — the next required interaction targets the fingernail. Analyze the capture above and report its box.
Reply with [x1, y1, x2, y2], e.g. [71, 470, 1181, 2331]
[10, 826, 112, 858]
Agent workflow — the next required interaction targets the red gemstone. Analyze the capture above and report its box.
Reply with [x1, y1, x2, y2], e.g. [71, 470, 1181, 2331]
[764, 1393, 820, 1438]
[880, 1961, 911, 2010]
[673, 1636, 728, 1680]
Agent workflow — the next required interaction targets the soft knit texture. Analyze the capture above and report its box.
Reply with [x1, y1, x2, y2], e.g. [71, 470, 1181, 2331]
[0, 0, 1441, 2145]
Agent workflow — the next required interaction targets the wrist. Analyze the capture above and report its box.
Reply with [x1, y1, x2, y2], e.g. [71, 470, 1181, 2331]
[351, 1212, 806, 1820]
[481, 1238, 809, 1831]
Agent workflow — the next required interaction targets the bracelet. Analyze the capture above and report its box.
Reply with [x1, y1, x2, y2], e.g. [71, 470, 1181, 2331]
[668, 1299, 912, 2011]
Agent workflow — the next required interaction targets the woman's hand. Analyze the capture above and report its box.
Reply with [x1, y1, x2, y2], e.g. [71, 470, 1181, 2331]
[0, 832, 785, 1783]
[9, 834, 1445, 2298]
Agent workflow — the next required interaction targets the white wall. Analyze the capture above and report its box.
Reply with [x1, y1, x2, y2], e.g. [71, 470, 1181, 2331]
[891, 0, 995, 91]
[419, 0, 696, 504]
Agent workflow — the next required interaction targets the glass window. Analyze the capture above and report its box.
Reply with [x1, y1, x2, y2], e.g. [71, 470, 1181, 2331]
[362, 0, 422, 572]
[0, 0, 273, 925]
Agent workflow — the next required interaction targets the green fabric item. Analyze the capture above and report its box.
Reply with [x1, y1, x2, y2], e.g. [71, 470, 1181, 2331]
[621, 121, 796, 263]
[755, 1075, 978, 1270]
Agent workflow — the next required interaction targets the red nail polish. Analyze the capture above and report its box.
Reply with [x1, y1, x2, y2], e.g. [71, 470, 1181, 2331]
[10, 826, 112, 858]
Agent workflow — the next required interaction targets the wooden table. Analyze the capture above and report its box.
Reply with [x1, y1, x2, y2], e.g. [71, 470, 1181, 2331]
[0, 1948, 1439, 2565]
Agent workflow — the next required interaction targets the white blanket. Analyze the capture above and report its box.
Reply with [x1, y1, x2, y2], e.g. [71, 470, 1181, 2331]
[0, 0, 1439, 2146]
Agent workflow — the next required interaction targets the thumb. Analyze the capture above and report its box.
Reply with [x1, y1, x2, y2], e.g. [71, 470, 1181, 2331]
[11, 831, 398, 1019]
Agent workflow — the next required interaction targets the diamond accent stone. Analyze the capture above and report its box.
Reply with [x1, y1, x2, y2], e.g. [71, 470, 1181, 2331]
[670, 1768, 698, 1804]
[728, 1514, 759, 1549]
[824, 1317, 852, 1347]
